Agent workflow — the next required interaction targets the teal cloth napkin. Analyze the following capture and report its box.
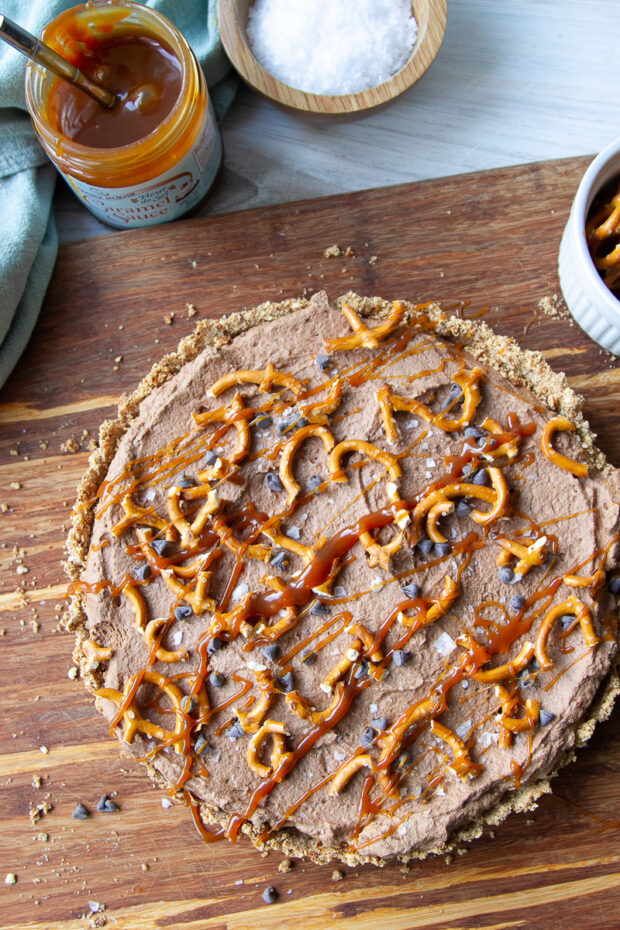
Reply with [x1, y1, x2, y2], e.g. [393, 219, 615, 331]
[0, 0, 235, 391]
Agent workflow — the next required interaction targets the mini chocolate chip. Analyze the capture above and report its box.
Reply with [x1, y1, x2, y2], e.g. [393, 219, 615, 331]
[174, 605, 194, 621]
[396, 750, 411, 769]
[310, 599, 330, 615]
[441, 385, 463, 409]
[609, 576, 620, 594]
[209, 671, 225, 688]
[434, 542, 451, 558]
[307, 474, 323, 491]
[560, 614, 576, 630]
[177, 475, 196, 489]
[539, 709, 556, 726]
[277, 672, 294, 693]
[203, 450, 217, 465]
[97, 795, 118, 813]
[194, 733, 210, 755]
[498, 566, 515, 583]
[276, 416, 297, 436]
[510, 594, 526, 611]
[392, 649, 409, 667]
[135, 563, 151, 582]
[227, 721, 244, 741]
[207, 636, 223, 655]
[456, 500, 472, 517]
[261, 644, 279, 662]
[417, 538, 433, 557]
[464, 426, 485, 439]
[316, 353, 331, 371]
[265, 471, 284, 492]
[530, 656, 540, 670]
[520, 671, 536, 689]
[72, 802, 89, 820]
[254, 414, 273, 431]
[354, 660, 369, 680]
[370, 716, 387, 731]
[401, 582, 419, 599]
[151, 538, 173, 557]
[262, 886, 279, 904]
[471, 469, 490, 486]
[271, 550, 291, 571]
[181, 695, 198, 714]
[360, 726, 375, 748]
[301, 650, 317, 665]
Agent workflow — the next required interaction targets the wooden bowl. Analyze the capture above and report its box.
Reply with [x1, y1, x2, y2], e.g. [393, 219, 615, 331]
[217, 0, 447, 115]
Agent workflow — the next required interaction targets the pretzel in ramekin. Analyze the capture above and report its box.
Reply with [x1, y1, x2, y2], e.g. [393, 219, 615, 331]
[540, 417, 588, 478]
[326, 301, 405, 352]
[534, 597, 599, 670]
[209, 363, 303, 399]
[246, 720, 292, 778]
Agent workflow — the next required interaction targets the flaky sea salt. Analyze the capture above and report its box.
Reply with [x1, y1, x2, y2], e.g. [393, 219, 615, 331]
[433, 631, 456, 657]
[247, 0, 418, 96]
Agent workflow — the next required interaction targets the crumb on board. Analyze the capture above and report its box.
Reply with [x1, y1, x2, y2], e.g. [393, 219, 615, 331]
[187, 303, 198, 318]
[61, 437, 80, 454]
[538, 293, 569, 320]
[323, 244, 342, 258]
[369, 255, 378, 265]
[331, 869, 344, 881]
[5, 873, 17, 885]
[277, 858, 293, 873]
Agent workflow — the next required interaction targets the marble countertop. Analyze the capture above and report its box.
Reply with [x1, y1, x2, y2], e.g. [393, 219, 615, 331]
[55, 0, 619, 242]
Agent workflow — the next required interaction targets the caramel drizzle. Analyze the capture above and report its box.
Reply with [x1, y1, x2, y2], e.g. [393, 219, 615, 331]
[77, 300, 616, 853]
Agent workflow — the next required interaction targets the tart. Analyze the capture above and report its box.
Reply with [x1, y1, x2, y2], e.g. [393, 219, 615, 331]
[65, 291, 620, 865]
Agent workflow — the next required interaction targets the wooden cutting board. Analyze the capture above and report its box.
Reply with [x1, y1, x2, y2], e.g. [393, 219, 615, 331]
[1, 156, 619, 930]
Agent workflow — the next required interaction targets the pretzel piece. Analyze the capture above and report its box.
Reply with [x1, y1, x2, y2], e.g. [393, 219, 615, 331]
[144, 617, 188, 663]
[161, 568, 215, 614]
[472, 642, 535, 684]
[328, 754, 374, 796]
[540, 417, 588, 478]
[279, 424, 335, 506]
[327, 301, 405, 352]
[112, 495, 169, 539]
[246, 720, 291, 779]
[535, 597, 599, 670]
[430, 720, 481, 780]
[82, 638, 114, 663]
[234, 668, 274, 733]
[432, 368, 484, 433]
[495, 535, 548, 577]
[299, 379, 344, 426]
[193, 393, 252, 465]
[480, 417, 520, 460]
[209, 363, 303, 399]
[96, 670, 186, 753]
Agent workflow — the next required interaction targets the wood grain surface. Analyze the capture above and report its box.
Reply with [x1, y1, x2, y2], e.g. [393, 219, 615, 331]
[1, 156, 620, 930]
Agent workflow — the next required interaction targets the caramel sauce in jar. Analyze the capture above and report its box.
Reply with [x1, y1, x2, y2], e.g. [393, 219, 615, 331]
[25, 0, 222, 228]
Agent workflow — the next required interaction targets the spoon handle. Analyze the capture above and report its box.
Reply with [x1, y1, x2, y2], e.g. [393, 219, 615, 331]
[0, 14, 116, 109]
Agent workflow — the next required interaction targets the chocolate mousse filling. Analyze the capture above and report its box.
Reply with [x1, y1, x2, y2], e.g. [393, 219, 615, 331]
[65, 292, 620, 864]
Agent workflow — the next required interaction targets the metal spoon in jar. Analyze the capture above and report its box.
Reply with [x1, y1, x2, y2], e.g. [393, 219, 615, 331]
[0, 14, 117, 108]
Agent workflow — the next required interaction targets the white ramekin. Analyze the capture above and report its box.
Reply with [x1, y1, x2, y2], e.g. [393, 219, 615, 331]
[559, 138, 620, 355]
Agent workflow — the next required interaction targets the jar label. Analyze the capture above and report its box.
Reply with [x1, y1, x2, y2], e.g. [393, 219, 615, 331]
[63, 99, 221, 229]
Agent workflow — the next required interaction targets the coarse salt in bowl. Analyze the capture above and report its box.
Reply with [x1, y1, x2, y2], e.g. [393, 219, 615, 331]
[217, 0, 447, 115]
[559, 137, 620, 355]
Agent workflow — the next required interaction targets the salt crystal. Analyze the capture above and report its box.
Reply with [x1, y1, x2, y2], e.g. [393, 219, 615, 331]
[169, 630, 183, 647]
[433, 632, 456, 656]
[231, 583, 249, 603]
[333, 585, 347, 598]
[286, 525, 301, 540]
[247, 0, 418, 96]
[144, 488, 156, 501]
[370, 703, 378, 714]
[477, 732, 494, 749]
[334, 749, 347, 762]
[425, 458, 436, 469]
[161, 798, 173, 809]
[456, 720, 472, 740]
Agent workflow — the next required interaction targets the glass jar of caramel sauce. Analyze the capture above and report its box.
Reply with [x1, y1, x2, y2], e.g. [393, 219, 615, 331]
[25, 0, 222, 228]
